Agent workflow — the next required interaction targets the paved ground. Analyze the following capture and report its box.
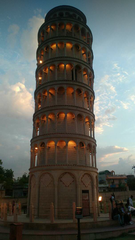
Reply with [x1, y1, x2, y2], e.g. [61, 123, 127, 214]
[0, 213, 109, 223]
[0, 214, 135, 240]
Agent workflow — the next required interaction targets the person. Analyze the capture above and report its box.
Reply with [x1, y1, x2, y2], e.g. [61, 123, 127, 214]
[126, 202, 135, 217]
[12, 200, 15, 213]
[129, 195, 133, 207]
[110, 193, 115, 217]
[112, 203, 124, 226]
[120, 202, 132, 225]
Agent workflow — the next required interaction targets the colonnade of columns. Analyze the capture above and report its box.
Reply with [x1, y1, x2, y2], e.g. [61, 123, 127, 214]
[31, 141, 96, 168]
[35, 87, 94, 112]
[39, 22, 92, 46]
[36, 63, 93, 88]
[33, 113, 95, 138]
[37, 42, 92, 66]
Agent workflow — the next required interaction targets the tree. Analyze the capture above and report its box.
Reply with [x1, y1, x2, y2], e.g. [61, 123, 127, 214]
[0, 160, 5, 183]
[17, 173, 29, 186]
[0, 159, 14, 191]
[4, 169, 14, 190]
[127, 178, 135, 190]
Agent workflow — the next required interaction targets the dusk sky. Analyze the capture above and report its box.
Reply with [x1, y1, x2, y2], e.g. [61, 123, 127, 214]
[0, 0, 135, 177]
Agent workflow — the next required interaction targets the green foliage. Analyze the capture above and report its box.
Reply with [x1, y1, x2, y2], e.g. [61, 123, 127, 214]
[17, 173, 29, 186]
[127, 177, 135, 190]
[0, 159, 14, 190]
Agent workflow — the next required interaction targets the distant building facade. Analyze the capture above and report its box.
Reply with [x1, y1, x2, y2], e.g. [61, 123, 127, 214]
[99, 170, 127, 192]
[28, 5, 98, 219]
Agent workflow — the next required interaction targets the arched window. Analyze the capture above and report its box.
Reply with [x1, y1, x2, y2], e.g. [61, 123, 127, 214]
[66, 63, 73, 80]
[57, 140, 66, 164]
[78, 142, 85, 165]
[58, 42, 64, 56]
[68, 140, 77, 165]
[75, 65, 82, 82]
[46, 26, 50, 39]
[77, 114, 84, 134]
[48, 88, 55, 106]
[40, 115, 46, 134]
[85, 117, 90, 136]
[67, 112, 76, 133]
[50, 43, 56, 58]
[67, 87, 74, 105]
[74, 44, 81, 59]
[87, 144, 92, 166]
[44, 46, 49, 60]
[66, 23, 72, 36]
[82, 47, 87, 62]
[66, 42, 73, 56]
[81, 28, 86, 41]
[34, 145, 38, 166]
[57, 63, 64, 80]
[38, 71, 42, 85]
[37, 93, 41, 110]
[35, 118, 40, 136]
[43, 67, 48, 82]
[50, 24, 56, 37]
[47, 141, 55, 165]
[90, 95, 94, 112]
[39, 142, 45, 165]
[48, 113, 55, 133]
[41, 30, 44, 42]
[58, 22, 65, 36]
[49, 65, 55, 81]
[87, 32, 90, 45]
[84, 92, 89, 110]
[76, 88, 83, 107]
[57, 112, 65, 133]
[57, 86, 65, 105]
[74, 24, 80, 38]
[42, 90, 47, 107]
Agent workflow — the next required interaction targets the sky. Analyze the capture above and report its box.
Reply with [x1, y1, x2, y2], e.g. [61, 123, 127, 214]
[0, 0, 135, 178]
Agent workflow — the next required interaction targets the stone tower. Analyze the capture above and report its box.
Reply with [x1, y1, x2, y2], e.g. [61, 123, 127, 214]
[28, 5, 98, 219]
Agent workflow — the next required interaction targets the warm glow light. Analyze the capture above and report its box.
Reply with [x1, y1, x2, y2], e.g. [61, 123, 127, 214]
[35, 147, 38, 150]
[98, 196, 102, 202]
[39, 77, 42, 80]
[39, 60, 42, 64]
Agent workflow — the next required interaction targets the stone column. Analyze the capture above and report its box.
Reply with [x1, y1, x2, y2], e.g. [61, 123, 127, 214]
[54, 183, 58, 218]
[64, 64, 66, 80]
[55, 143, 57, 164]
[77, 183, 81, 207]
[65, 113, 67, 133]
[66, 143, 68, 164]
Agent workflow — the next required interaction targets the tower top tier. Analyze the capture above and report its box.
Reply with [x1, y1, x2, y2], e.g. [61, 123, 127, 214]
[45, 5, 87, 24]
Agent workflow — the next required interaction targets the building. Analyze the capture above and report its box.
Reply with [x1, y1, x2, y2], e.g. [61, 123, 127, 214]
[28, 5, 98, 219]
[99, 170, 127, 192]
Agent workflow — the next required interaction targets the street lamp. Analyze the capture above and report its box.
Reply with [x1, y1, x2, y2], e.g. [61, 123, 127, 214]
[98, 196, 103, 213]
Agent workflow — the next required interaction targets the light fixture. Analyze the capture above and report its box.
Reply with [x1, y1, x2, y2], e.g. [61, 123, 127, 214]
[98, 196, 102, 202]
[39, 60, 43, 64]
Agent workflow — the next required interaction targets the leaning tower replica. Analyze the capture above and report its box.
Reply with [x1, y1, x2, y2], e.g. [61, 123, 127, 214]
[28, 5, 98, 219]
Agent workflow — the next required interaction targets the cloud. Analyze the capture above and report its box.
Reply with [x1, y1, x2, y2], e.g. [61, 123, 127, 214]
[7, 24, 20, 48]
[99, 155, 135, 175]
[96, 146, 135, 174]
[97, 145, 128, 162]
[105, 106, 116, 115]
[0, 81, 34, 119]
[21, 15, 44, 61]
[120, 101, 129, 109]
[0, 80, 34, 178]
[130, 95, 135, 104]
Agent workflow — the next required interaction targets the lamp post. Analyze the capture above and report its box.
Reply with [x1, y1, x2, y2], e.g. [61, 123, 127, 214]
[98, 196, 103, 213]
[75, 207, 83, 240]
